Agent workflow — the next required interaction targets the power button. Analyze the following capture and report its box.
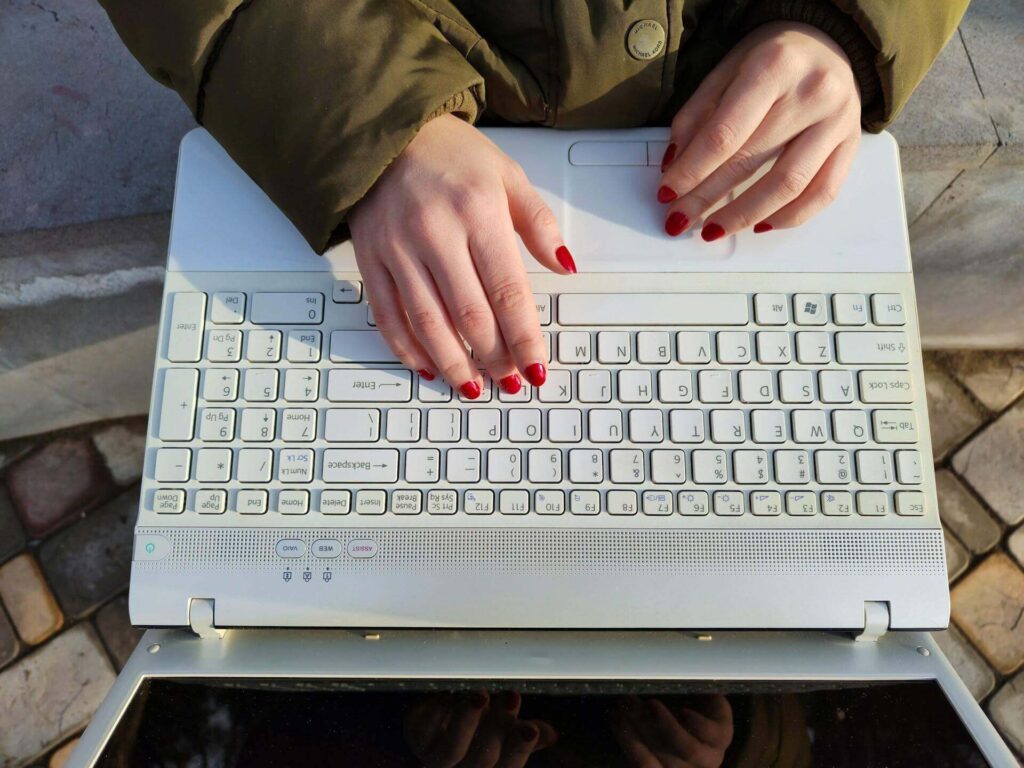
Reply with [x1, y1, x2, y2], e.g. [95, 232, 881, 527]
[135, 534, 171, 561]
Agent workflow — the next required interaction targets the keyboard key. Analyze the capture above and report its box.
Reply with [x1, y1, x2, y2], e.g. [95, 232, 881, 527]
[202, 369, 239, 402]
[278, 489, 310, 515]
[539, 370, 572, 402]
[195, 448, 231, 482]
[733, 450, 769, 483]
[332, 280, 362, 303]
[210, 292, 245, 324]
[578, 370, 612, 403]
[792, 410, 828, 443]
[487, 449, 522, 483]
[419, 377, 452, 402]
[610, 449, 644, 483]
[692, 450, 727, 483]
[325, 408, 380, 442]
[558, 331, 592, 363]
[895, 491, 926, 516]
[569, 449, 603, 483]
[158, 368, 199, 441]
[607, 490, 639, 515]
[750, 491, 782, 516]
[535, 490, 565, 515]
[195, 488, 226, 515]
[821, 491, 853, 516]
[278, 449, 314, 483]
[619, 370, 653, 403]
[642, 490, 673, 515]
[651, 450, 686, 483]
[713, 491, 744, 516]
[570, 490, 601, 515]
[446, 449, 481, 483]
[597, 331, 631, 363]
[427, 490, 457, 515]
[859, 370, 912, 403]
[250, 292, 323, 324]
[710, 410, 745, 443]
[835, 332, 909, 364]
[896, 450, 923, 484]
[243, 369, 278, 401]
[779, 370, 814, 402]
[386, 409, 422, 442]
[246, 330, 282, 362]
[154, 488, 185, 514]
[658, 370, 694, 403]
[751, 409, 786, 443]
[323, 449, 399, 483]
[793, 294, 826, 325]
[774, 450, 810, 484]
[329, 330, 398, 363]
[754, 293, 789, 325]
[167, 292, 206, 362]
[500, 490, 530, 515]
[154, 448, 190, 482]
[237, 489, 268, 515]
[815, 450, 852, 483]
[739, 370, 774, 403]
[698, 370, 733, 403]
[677, 331, 712, 364]
[428, 409, 462, 442]
[206, 329, 242, 362]
[833, 410, 869, 443]
[286, 330, 322, 362]
[405, 449, 440, 482]
[240, 408, 276, 441]
[589, 410, 623, 442]
[320, 490, 351, 515]
[548, 409, 583, 443]
[795, 332, 831, 364]
[237, 449, 273, 482]
[356, 490, 387, 515]
[558, 293, 748, 326]
[669, 410, 705, 443]
[832, 294, 868, 325]
[872, 410, 918, 443]
[678, 491, 710, 516]
[628, 410, 664, 443]
[756, 332, 791, 364]
[819, 370, 855, 403]
[716, 331, 751, 364]
[786, 491, 817, 516]
[198, 408, 235, 441]
[464, 490, 494, 515]
[871, 294, 906, 325]
[857, 491, 890, 516]
[328, 368, 411, 402]
[637, 331, 671, 363]
[393, 490, 423, 515]
[534, 294, 552, 325]
[855, 450, 893, 484]
[508, 409, 542, 442]
[283, 369, 320, 402]
[528, 449, 562, 483]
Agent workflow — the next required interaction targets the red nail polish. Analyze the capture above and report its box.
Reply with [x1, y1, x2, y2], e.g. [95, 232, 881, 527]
[524, 363, 546, 387]
[665, 211, 689, 237]
[417, 369, 434, 381]
[499, 374, 522, 395]
[470, 691, 489, 709]
[555, 245, 577, 274]
[656, 185, 677, 204]
[518, 724, 539, 742]
[701, 222, 725, 242]
[753, 221, 773, 234]
[660, 143, 677, 172]
[459, 381, 481, 400]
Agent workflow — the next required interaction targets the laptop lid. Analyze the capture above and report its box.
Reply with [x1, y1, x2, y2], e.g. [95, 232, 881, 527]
[70, 629, 1016, 767]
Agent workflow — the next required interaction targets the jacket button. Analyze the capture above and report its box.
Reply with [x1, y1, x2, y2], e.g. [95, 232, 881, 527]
[627, 19, 666, 61]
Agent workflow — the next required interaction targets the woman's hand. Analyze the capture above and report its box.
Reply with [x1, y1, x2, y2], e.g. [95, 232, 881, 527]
[404, 690, 557, 767]
[612, 695, 734, 768]
[348, 114, 575, 398]
[659, 22, 862, 240]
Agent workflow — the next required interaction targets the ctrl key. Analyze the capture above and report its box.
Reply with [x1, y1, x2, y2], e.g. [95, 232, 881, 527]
[153, 489, 185, 514]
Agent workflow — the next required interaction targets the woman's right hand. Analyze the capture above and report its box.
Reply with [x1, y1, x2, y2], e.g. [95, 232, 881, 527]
[348, 114, 576, 398]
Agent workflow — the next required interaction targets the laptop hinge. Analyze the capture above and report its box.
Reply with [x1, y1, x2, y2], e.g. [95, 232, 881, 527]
[188, 598, 226, 640]
[854, 601, 890, 642]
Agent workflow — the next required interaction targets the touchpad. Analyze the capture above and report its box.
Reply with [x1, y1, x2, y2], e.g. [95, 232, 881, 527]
[564, 164, 736, 271]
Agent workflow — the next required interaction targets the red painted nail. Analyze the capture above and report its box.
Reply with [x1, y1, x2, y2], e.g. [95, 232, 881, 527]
[518, 723, 539, 743]
[524, 362, 547, 387]
[555, 245, 577, 274]
[469, 690, 489, 709]
[665, 211, 689, 237]
[656, 185, 677, 204]
[701, 222, 725, 242]
[660, 143, 677, 172]
[417, 369, 434, 381]
[459, 381, 481, 400]
[753, 221, 773, 233]
[499, 373, 522, 395]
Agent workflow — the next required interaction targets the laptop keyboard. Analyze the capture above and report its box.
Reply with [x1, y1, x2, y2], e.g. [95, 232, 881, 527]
[143, 274, 932, 526]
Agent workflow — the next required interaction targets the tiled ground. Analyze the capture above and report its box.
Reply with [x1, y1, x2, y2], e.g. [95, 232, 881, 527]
[0, 353, 1022, 766]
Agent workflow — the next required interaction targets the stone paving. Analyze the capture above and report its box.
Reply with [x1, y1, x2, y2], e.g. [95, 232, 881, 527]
[0, 352, 1020, 765]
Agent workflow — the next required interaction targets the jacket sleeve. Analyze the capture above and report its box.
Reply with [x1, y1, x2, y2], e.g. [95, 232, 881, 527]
[739, 0, 969, 131]
[98, 0, 485, 252]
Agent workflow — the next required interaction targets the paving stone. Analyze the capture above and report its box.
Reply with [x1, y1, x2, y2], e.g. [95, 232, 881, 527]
[923, 356, 986, 461]
[938, 350, 1024, 413]
[933, 625, 997, 701]
[0, 624, 116, 767]
[0, 554, 63, 645]
[94, 595, 142, 670]
[38, 488, 137, 618]
[49, 739, 79, 768]
[0, 605, 18, 669]
[951, 553, 1024, 675]
[5, 437, 116, 538]
[0, 486, 27, 564]
[953, 401, 1024, 526]
[989, 670, 1024, 756]
[944, 529, 970, 583]
[92, 421, 147, 486]
[936, 470, 1002, 554]
[1010, 527, 1024, 570]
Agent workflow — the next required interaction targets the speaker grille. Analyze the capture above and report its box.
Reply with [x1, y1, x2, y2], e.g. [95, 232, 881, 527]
[136, 527, 945, 575]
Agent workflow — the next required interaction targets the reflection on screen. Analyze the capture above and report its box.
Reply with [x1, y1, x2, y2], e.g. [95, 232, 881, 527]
[97, 679, 988, 767]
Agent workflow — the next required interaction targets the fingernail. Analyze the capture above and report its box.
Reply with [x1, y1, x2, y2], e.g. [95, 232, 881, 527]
[701, 222, 725, 242]
[753, 221, 773, 234]
[459, 381, 481, 400]
[499, 373, 522, 395]
[517, 723, 539, 743]
[665, 211, 689, 237]
[656, 185, 677, 204]
[417, 369, 435, 381]
[470, 690, 489, 709]
[524, 363, 547, 387]
[660, 143, 677, 172]
[555, 245, 577, 274]
[499, 690, 520, 711]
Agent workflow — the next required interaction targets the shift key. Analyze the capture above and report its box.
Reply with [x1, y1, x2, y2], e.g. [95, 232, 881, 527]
[836, 332, 909, 364]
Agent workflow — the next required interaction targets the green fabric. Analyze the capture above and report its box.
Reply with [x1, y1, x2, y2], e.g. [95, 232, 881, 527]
[98, 0, 967, 253]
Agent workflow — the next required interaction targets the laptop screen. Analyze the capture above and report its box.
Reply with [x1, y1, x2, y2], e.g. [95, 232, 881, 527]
[95, 678, 988, 767]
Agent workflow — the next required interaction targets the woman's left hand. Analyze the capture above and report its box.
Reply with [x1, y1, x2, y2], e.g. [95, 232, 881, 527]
[659, 21, 862, 240]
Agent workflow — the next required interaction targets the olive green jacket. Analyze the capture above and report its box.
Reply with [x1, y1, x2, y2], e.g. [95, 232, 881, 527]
[99, 0, 967, 253]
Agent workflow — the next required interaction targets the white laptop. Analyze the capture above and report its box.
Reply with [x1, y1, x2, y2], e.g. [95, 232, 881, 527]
[130, 127, 947, 635]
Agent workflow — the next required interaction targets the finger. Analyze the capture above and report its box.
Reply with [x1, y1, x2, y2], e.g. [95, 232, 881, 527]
[424, 239, 521, 393]
[494, 722, 540, 768]
[404, 696, 453, 757]
[677, 708, 731, 751]
[665, 55, 740, 170]
[462, 704, 510, 768]
[387, 252, 483, 398]
[468, 220, 548, 389]
[647, 699, 709, 763]
[504, 162, 576, 275]
[661, 72, 779, 201]
[357, 256, 435, 378]
[754, 136, 859, 232]
[611, 709, 662, 768]
[424, 691, 489, 768]
[698, 121, 841, 239]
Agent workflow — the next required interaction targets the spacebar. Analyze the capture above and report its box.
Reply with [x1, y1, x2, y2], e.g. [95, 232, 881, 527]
[558, 294, 749, 326]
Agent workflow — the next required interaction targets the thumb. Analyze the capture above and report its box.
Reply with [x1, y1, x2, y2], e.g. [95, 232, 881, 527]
[503, 163, 577, 275]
